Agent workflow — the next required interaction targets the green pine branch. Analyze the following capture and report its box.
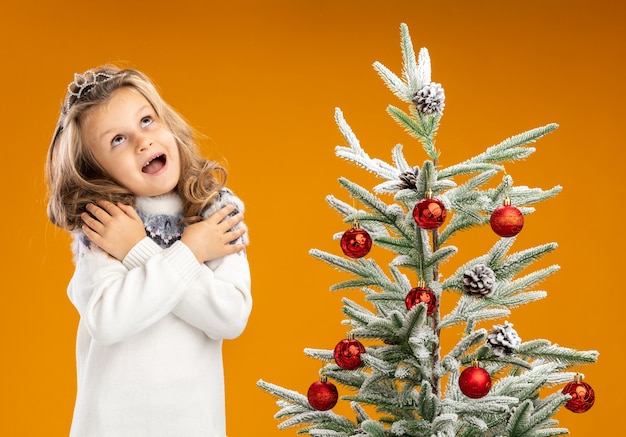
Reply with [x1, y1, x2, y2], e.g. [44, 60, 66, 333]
[256, 380, 359, 433]
[309, 430, 351, 437]
[505, 396, 569, 437]
[387, 105, 441, 159]
[517, 340, 599, 368]
[462, 124, 558, 166]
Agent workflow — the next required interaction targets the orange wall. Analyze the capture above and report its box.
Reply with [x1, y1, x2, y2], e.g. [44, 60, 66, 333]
[1, 1, 623, 435]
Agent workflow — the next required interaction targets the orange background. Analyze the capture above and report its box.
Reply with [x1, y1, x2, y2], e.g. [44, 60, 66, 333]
[1, 1, 624, 435]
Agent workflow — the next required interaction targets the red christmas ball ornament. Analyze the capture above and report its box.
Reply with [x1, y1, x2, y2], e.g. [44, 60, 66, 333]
[562, 374, 595, 413]
[340, 226, 372, 258]
[459, 363, 492, 398]
[334, 334, 366, 370]
[490, 197, 524, 238]
[307, 377, 338, 411]
[405, 285, 437, 316]
[413, 196, 447, 230]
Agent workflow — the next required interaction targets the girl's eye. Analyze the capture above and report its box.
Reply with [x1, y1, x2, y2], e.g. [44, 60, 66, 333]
[140, 116, 153, 128]
[111, 135, 126, 147]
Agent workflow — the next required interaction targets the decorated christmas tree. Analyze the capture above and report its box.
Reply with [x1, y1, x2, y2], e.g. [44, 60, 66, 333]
[257, 23, 598, 436]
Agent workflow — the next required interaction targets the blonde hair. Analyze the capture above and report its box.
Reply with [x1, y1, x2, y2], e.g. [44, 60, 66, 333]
[46, 65, 226, 230]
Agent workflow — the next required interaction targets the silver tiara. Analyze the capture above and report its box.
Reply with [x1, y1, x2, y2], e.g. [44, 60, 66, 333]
[63, 70, 114, 113]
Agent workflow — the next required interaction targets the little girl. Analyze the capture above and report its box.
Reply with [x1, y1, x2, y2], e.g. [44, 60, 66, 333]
[46, 66, 252, 437]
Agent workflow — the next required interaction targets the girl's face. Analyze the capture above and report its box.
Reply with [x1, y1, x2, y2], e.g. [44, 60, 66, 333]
[81, 87, 181, 197]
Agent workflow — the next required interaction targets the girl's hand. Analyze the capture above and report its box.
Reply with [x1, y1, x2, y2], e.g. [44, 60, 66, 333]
[81, 200, 146, 261]
[181, 204, 246, 264]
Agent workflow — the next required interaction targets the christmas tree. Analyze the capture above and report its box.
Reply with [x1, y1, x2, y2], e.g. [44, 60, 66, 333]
[257, 23, 598, 436]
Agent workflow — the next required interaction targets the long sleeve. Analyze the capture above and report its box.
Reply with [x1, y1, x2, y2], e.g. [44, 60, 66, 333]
[68, 234, 202, 345]
[169, 187, 252, 338]
[122, 235, 252, 340]
[171, 252, 251, 339]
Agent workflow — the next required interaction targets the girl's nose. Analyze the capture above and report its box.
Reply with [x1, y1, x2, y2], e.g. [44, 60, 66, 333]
[137, 135, 153, 151]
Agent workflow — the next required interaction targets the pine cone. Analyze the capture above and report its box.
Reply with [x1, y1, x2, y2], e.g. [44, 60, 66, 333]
[462, 263, 496, 296]
[487, 321, 522, 357]
[412, 82, 445, 115]
[398, 166, 419, 190]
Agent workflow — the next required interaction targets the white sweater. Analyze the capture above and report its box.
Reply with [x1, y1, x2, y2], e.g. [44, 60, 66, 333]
[67, 191, 252, 437]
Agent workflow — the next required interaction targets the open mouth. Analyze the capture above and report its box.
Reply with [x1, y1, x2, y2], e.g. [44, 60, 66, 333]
[142, 154, 167, 174]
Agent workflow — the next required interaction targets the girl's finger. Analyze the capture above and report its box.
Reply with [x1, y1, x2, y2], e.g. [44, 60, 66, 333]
[223, 243, 246, 256]
[232, 243, 246, 253]
[225, 226, 247, 243]
[219, 213, 244, 230]
[81, 211, 104, 231]
[117, 202, 142, 221]
[81, 224, 97, 241]
[96, 199, 122, 216]
[86, 203, 112, 223]
[205, 204, 236, 224]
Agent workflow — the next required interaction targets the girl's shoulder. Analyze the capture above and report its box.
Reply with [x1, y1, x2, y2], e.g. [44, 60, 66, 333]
[202, 188, 249, 245]
[69, 228, 110, 264]
[201, 188, 245, 219]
